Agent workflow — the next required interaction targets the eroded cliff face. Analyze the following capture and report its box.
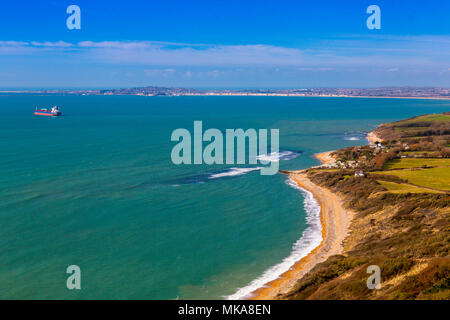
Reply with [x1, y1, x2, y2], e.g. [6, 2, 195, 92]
[281, 171, 449, 300]
[281, 113, 450, 300]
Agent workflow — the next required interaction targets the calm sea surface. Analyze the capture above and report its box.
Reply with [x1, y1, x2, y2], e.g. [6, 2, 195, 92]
[1, 95, 448, 299]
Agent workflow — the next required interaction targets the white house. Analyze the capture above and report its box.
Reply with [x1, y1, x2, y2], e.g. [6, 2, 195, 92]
[354, 171, 365, 177]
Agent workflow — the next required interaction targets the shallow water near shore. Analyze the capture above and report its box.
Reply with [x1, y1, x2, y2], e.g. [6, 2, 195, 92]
[0, 95, 449, 299]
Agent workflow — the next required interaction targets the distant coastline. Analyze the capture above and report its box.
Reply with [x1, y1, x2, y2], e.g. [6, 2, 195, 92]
[1, 86, 450, 100]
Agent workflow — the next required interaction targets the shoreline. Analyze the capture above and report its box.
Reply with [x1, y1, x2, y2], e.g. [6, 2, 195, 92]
[241, 130, 378, 299]
[245, 132, 381, 300]
[182, 94, 450, 101]
[313, 151, 336, 165]
[247, 151, 354, 300]
[1, 91, 450, 101]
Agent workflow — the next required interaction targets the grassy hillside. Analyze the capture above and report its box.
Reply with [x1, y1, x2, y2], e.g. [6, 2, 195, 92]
[374, 112, 450, 142]
[281, 112, 450, 300]
[372, 167, 450, 191]
[376, 180, 443, 194]
[383, 158, 450, 170]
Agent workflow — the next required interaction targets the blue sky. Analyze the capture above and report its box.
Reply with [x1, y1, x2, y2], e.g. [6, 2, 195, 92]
[0, 0, 449, 88]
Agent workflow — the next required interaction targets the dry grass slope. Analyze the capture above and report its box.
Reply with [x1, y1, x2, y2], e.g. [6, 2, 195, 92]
[281, 112, 450, 300]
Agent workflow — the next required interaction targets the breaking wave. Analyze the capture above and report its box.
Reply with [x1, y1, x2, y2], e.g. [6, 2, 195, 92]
[226, 177, 322, 300]
[256, 150, 301, 162]
[342, 131, 367, 141]
[208, 167, 262, 179]
[164, 149, 301, 186]
[343, 137, 361, 141]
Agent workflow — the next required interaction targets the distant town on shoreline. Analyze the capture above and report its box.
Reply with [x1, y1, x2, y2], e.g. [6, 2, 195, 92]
[2, 86, 450, 99]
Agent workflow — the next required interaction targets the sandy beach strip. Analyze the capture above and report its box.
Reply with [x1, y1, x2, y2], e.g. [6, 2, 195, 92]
[314, 151, 335, 165]
[249, 169, 353, 300]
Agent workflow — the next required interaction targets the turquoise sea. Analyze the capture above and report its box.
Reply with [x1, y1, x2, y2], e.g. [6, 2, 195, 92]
[1, 95, 449, 299]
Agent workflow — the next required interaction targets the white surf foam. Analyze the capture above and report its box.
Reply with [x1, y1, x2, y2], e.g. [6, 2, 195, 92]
[225, 177, 322, 300]
[208, 167, 262, 179]
[343, 137, 361, 141]
[256, 150, 300, 162]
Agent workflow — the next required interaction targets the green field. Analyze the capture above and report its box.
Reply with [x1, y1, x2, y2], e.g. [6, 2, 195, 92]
[383, 158, 450, 170]
[395, 114, 450, 125]
[377, 180, 442, 194]
[372, 167, 450, 191]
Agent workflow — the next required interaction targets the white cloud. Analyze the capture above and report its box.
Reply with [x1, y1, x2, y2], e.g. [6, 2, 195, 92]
[78, 41, 152, 49]
[297, 67, 333, 71]
[144, 68, 176, 77]
[0, 41, 28, 46]
[207, 70, 221, 78]
[82, 43, 306, 66]
[0, 36, 449, 73]
[69, 37, 450, 69]
[439, 67, 450, 75]
[31, 41, 73, 47]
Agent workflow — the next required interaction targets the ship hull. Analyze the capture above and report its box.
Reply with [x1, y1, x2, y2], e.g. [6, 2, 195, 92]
[34, 111, 61, 116]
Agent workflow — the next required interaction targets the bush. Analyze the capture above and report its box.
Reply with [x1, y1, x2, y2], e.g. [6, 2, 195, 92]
[381, 257, 415, 280]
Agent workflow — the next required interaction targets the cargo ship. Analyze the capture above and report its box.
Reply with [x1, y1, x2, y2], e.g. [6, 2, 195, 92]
[34, 106, 62, 117]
